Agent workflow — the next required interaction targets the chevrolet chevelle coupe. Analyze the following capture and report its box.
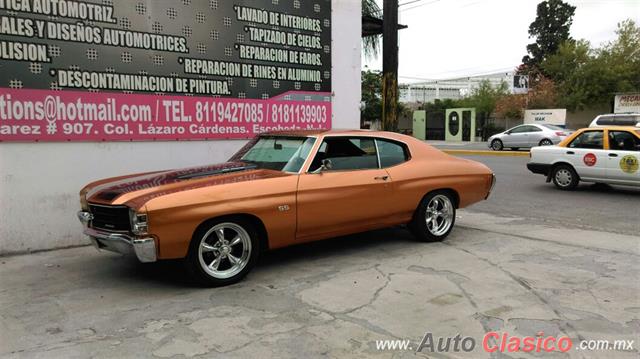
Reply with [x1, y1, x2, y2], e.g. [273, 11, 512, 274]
[78, 130, 495, 286]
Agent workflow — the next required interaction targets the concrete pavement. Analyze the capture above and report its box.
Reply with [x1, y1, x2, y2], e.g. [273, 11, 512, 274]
[1, 211, 638, 358]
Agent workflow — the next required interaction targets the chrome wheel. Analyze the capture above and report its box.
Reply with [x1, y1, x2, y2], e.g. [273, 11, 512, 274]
[425, 194, 454, 236]
[555, 168, 572, 187]
[491, 140, 503, 151]
[540, 139, 553, 146]
[198, 222, 252, 279]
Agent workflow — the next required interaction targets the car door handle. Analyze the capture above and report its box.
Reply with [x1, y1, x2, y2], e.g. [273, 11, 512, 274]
[374, 176, 389, 181]
[566, 151, 574, 155]
[609, 153, 618, 157]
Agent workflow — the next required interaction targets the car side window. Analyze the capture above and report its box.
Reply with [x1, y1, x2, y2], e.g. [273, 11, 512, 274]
[308, 137, 379, 172]
[376, 139, 409, 167]
[609, 131, 640, 151]
[509, 126, 526, 134]
[568, 131, 603, 149]
[529, 126, 542, 132]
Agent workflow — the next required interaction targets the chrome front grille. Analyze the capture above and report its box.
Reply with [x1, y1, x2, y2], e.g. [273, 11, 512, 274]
[88, 204, 131, 233]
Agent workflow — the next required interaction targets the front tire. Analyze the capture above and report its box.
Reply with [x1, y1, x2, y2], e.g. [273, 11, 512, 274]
[410, 191, 456, 242]
[491, 139, 503, 151]
[186, 218, 260, 287]
[552, 164, 579, 190]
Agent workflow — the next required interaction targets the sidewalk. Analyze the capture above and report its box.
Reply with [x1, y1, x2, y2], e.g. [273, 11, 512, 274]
[426, 140, 531, 156]
[426, 140, 490, 150]
[1, 210, 637, 358]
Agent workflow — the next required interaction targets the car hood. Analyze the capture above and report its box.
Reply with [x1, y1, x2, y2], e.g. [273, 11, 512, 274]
[83, 162, 288, 208]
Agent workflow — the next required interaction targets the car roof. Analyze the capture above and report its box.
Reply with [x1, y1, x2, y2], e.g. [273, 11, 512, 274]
[579, 126, 640, 131]
[596, 113, 640, 117]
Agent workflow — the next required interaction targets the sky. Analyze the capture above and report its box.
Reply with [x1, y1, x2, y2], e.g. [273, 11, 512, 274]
[362, 0, 640, 83]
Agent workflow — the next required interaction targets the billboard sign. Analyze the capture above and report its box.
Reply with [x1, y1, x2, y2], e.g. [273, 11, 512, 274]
[524, 109, 566, 126]
[0, 0, 331, 142]
[513, 75, 528, 94]
[614, 94, 640, 114]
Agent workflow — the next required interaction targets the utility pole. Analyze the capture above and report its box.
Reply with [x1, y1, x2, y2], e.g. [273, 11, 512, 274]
[382, 0, 398, 132]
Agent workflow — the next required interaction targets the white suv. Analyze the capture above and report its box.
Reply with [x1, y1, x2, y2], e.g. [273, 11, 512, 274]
[589, 114, 640, 128]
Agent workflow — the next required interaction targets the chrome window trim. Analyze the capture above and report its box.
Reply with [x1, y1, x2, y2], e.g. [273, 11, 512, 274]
[374, 137, 412, 169]
[303, 134, 413, 174]
[374, 139, 382, 168]
[303, 135, 380, 173]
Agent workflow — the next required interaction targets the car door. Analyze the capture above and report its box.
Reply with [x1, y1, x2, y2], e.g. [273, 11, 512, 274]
[296, 136, 393, 240]
[526, 125, 545, 147]
[605, 130, 640, 185]
[504, 125, 528, 147]
[564, 130, 607, 181]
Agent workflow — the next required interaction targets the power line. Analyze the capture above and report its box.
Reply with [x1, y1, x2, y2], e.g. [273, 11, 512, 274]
[399, 0, 425, 6]
[399, 66, 517, 82]
[400, 0, 441, 12]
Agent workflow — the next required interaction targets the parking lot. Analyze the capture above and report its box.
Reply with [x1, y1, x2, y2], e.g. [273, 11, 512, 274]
[1, 153, 638, 358]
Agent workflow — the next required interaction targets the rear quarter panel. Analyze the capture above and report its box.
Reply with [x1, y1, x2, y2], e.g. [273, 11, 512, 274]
[386, 139, 493, 220]
[530, 146, 566, 165]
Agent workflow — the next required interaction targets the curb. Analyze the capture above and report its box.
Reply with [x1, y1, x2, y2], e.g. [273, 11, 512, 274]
[442, 149, 530, 156]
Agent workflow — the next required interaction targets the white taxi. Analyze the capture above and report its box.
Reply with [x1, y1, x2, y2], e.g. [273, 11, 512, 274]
[527, 126, 640, 190]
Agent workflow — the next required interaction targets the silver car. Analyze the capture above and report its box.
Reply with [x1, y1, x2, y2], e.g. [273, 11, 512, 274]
[488, 124, 572, 151]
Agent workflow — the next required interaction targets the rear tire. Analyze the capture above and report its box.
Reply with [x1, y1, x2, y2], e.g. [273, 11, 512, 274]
[539, 139, 553, 146]
[551, 164, 579, 190]
[491, 139, 503, 151]
[409, 191, 456, 242]
[185, 218, 260, 287]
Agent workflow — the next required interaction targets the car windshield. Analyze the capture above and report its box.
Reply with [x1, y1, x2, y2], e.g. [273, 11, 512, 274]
[229, 136, 316, 172]
[541, 124, 564, 130]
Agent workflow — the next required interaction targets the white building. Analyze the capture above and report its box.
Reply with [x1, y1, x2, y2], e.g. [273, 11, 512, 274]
[400, 71, 516, 104]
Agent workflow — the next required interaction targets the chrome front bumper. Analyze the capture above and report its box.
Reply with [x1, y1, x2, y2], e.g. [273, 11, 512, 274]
[78, 211, 157, 263]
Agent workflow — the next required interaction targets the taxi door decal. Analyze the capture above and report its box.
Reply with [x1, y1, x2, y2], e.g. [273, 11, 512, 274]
[619, 155, 639, 174]
[583, 153, 597, 167]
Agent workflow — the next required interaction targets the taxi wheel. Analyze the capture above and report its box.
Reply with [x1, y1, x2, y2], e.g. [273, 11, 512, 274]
[410, 191, 456, 242]
[185, 218, 260, 287]
[491, 140, 503, 151]
[552, 164, 579, 190]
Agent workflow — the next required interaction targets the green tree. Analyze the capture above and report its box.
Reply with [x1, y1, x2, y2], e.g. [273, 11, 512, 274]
[459, 80, 510, 120]
[522, 0, 576, 73]
[597, 19, 640, 95]
[541, 19, 640, 111]
[361, 69, 382, 127]
[362, 0, 382, 58]
[421, 98, 463, 112]
[495, 94, 527, 120]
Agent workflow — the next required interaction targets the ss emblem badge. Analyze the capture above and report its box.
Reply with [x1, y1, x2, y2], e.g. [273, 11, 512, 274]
[278, 205, 290, 212]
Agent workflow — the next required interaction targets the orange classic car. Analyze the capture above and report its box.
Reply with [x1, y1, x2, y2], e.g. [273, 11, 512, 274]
[78, 130, 495, 286]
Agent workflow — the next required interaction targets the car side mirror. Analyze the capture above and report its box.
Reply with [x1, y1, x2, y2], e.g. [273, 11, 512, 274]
[312, 159, 333, 174]
[322, 159, 333, 171]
